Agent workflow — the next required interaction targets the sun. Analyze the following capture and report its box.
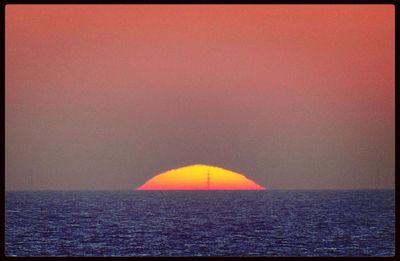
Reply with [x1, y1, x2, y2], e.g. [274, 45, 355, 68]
[136, 164, 265, 190]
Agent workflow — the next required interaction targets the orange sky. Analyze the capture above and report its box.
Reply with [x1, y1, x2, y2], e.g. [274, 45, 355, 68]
[5, 5, 394, 190]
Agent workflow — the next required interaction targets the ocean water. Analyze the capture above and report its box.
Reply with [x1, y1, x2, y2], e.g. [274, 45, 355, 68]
[5, 190, 395, 256]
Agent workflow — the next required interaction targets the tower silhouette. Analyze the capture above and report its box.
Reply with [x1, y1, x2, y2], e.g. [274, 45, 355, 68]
[207, 171, 210, 190]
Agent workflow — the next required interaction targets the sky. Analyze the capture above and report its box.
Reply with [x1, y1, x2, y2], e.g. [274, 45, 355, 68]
[5, 5, 395, 190]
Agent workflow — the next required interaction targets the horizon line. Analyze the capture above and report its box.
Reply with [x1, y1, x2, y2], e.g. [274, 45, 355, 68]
[5, 188, 395, 192]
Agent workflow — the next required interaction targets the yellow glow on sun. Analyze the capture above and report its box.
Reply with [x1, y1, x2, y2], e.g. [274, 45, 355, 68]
[137, 164, 265, 190]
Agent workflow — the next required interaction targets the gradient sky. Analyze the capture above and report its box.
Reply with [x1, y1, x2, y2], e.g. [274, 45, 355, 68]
[5, 5, 394, 190]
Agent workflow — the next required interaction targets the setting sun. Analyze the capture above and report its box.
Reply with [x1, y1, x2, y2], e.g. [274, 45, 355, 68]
[137, 164, 265, 190]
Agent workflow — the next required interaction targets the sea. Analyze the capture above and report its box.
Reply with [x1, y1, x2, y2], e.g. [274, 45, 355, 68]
[5, 190, 395, 257]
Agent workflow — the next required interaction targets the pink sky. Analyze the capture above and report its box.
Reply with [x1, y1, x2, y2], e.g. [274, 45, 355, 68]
[6, 5, 394, 190]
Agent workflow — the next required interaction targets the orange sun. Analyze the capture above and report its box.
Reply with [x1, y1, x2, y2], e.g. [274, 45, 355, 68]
[137, 164, 265, 190]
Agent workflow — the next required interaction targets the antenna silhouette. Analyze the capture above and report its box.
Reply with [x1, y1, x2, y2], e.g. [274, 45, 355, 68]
[207, 171, 210, 190]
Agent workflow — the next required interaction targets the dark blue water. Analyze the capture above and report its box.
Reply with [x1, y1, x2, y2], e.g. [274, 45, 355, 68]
[5, 190, 395, 256]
